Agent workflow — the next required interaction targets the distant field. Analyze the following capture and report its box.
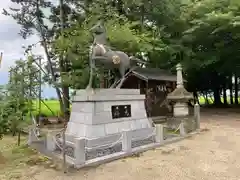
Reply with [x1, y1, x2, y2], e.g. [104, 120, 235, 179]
[32, 100, 60, 116]
[198, 96, 240, 105]
[32, 96, 240, 117]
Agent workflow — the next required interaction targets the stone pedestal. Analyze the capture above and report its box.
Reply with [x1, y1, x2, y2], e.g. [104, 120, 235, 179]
[173, 102, 189, 117]
[66, 89, 151, 139]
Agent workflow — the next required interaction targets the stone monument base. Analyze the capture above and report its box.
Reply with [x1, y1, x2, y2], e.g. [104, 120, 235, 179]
[66, 89, 152, 139]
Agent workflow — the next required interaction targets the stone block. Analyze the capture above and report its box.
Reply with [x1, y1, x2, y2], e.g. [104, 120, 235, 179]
[76, 89, 140, 96]
[105, 122, 120, 135]
[65, 122, 87, 137]
[69, 101, 147, 126]
[139, 118, 151, 128]
[85, 125, 106, 139]
[117, 121, 131, 132]
[69, 112, 93, 124]
[78, 89, 141, 97]
[129, 120, 137, 130]
[93, 100, 144, 112]
[65, 133, 75, 142]
[72, 91, 145, 101]
[71, 102, 94, 113]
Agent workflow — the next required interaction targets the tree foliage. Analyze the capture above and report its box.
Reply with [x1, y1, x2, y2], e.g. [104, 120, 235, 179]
[0, 59, 40, 138]
[3, 0, 240, 118]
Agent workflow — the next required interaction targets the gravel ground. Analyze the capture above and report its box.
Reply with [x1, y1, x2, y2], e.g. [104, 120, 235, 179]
[4, 110, 240, 180]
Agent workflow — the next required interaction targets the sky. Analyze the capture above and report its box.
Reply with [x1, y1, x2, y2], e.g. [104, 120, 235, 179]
[0, 0, 57, 98]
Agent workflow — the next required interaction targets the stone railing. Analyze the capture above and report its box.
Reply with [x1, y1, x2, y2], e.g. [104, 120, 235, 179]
[43, 103, 200, 168]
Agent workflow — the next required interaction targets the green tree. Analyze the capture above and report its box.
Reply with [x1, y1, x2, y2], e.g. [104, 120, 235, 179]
[181, 0, 240, 105]
[0, 59, 39, 145]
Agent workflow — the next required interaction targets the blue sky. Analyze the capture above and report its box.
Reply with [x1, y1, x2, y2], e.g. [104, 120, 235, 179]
[0, 0, 57, 98]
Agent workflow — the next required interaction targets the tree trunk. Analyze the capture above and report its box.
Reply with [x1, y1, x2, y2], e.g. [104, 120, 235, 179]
[35, 0, 64, 113]
[230, 76, 234, 104]
[140, 4, 144, 32]
[193, 91, 199, 104]
[18, 130, 21, 146]
[213, 87, 221, 106]
[223, 84, 227, 105]
[204, 92, 209, 105]
[59, 0, 70, 121]
[59, 0, 67, 173]
[234, 75, 238, 104]
[62, 86, 70, 120]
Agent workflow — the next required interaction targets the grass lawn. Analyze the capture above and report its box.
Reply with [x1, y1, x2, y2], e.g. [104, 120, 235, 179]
[0, 135, 45, 179]
[0, 135, 62, 179]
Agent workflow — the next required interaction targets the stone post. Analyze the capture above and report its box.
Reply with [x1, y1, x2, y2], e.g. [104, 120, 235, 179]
[167, 64, 194, 134]
[155, 125, 164, 143]
[179, 122, 186, 136]
[173, 63, 190, 117]
[46, 133, 56, 151]
[74, 138, 86, 166]
[194, 103, 200, 130]
[28, 128, 39, 145]
[176, 63, 184, 88]
[122, 131, 132, 152]
[28, 128, 33, 145]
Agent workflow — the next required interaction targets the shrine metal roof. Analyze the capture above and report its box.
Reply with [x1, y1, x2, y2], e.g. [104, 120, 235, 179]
[112, 67, 187, 88]
[130, 67, 186, 82]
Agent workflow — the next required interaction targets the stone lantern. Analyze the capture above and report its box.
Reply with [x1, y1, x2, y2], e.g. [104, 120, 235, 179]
[167, 63, 193, 117]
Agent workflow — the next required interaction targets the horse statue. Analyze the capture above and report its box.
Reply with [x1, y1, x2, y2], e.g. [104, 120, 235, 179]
[86, 20, 146, 89]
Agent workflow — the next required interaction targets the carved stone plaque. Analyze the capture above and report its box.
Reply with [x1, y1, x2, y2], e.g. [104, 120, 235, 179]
[111, 105, 131, 119]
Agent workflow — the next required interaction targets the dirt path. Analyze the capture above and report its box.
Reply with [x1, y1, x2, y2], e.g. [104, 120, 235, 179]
[4, 112, 240, 180]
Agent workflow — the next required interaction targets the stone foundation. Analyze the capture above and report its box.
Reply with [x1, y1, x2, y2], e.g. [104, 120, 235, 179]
[66, 89, 152, 139]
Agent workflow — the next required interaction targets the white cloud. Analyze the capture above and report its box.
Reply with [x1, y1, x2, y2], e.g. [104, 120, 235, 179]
[0, 0, 45, 73]
[0, 0, 57, 97]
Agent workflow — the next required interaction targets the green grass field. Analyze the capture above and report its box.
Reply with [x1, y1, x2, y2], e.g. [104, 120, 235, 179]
[198, 96, 240, 105]
[32, 100, 60, 117]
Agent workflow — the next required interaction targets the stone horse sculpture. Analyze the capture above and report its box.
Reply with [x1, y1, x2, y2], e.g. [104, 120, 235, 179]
[86, 21, 146, 89]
